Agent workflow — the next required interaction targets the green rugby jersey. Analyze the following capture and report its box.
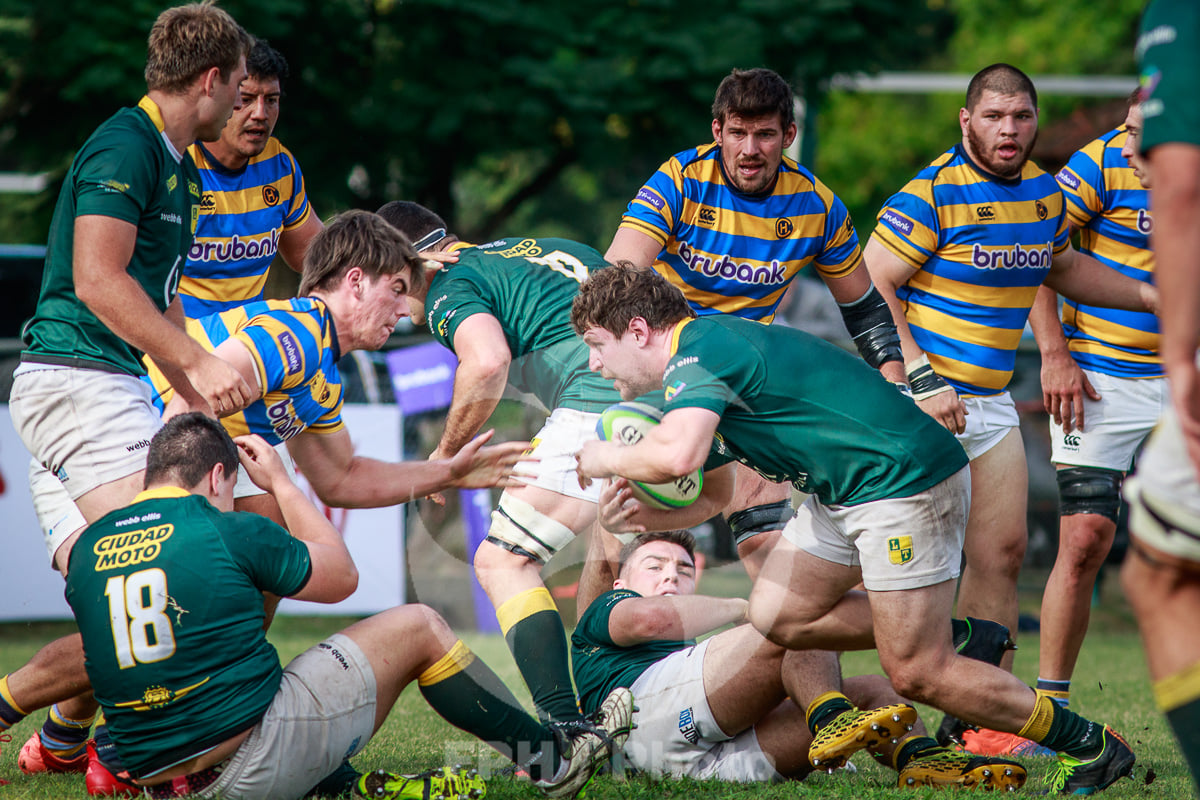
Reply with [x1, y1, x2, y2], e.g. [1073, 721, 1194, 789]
[23, 96, 202, 376]
[424, 237, 621, 412]
[65, 487, 311, 777]
[662, 316, 968, 506]
[571, 589, 692, 716]
[1138, 0, 1200, 151]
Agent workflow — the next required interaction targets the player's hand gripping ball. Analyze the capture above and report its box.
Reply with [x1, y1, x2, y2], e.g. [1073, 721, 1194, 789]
[596, 402, 703, 510]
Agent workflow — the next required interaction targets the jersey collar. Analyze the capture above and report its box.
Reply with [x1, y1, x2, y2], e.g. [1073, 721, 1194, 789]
[134, 486, 192, 503]
[137, 95, 184, 163]
[668, 318, 694, 359]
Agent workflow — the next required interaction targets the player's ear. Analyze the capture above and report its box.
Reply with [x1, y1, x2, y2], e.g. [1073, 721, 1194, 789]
[711, 118, 722, 142]
[782, 122, 797, 150]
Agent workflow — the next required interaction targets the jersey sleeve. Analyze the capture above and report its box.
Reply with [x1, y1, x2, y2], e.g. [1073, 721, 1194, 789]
[1055, 138, 1108, 229]
[279, 146, 312, 230]
[617, 155, 687, 248]
[661, 323, 761, 418]
[811, 183, 863, 280]
[232, 310, 323, 394]
[576, 589, 640, 647]
[223, 512, 313, 597]
[871, 180, 941, 269]
[1051, 189, 1071, 256]
[73, 133, 155, 225]
[424, 271, 493, 348]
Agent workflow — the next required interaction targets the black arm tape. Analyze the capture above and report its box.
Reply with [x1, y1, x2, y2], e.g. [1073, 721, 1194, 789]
[838, 286, 903, 369]
[726, 500, 794, 546]
[1056, 467, 1123, 524]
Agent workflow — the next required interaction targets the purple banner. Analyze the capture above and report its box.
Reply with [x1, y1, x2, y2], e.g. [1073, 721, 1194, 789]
[385, 341, 458, 416]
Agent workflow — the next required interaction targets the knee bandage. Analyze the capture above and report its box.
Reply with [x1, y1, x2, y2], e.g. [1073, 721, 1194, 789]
[487, 494, 578, 565]
[727, 500, 794, 546]
[1057, 467, 1123, 523]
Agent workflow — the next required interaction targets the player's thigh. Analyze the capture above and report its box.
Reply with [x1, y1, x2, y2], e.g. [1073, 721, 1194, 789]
[203, 633, 376, 800]
[964, 426, 1027, 545]
[1050, 373, 1166, 470]
[750, 511, 859, 626]
[10, 368, 161, 505]
[700, 626, 787, 733]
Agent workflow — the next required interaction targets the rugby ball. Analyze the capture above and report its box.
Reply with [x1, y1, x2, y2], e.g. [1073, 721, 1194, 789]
[595, 401, 703, 510]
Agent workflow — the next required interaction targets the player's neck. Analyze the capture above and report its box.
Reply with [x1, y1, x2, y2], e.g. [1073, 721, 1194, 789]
[203, 138, 250, 171]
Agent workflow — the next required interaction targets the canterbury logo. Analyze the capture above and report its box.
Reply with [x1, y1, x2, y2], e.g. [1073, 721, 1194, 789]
[977, 205, 995, 220]
[698, 207, 716, 225]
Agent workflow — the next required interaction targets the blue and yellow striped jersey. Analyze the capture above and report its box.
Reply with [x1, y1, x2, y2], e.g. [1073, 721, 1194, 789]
[1055, 128, 1160, 378]
[619, 143, 861, 322]
[181, 138, 312, 317]
[145, 298, 344, 444]
[872, 144, 1070, 396]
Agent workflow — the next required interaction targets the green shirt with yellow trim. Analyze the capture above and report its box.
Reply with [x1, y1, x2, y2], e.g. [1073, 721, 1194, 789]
[571, 589, 692, 716]
[65, 487, 311, 778]
[424, 237, 620, 412]
[22, 96, 202, 376]
[664, 316, 968, 506]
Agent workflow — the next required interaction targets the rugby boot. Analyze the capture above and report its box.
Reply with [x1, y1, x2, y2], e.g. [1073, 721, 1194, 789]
[899, 745, 1026, 790]
[809, 703, 918, 771]
[1046, 726, 1135, 794]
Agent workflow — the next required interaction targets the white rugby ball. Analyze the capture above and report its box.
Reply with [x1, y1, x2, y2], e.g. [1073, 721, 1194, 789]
[595, 401, 703, 510]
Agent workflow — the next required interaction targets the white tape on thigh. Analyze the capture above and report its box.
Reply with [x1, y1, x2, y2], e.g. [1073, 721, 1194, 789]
[490, 494, 579, 563]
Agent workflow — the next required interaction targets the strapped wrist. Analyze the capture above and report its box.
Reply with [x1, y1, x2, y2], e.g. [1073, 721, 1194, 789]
[904, 354, 954, 401]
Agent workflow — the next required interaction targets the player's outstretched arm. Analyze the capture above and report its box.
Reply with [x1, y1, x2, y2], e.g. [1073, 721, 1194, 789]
[288, 427, 532, 508]
[236, 434, 357, 603]
[862, 237, 967, 433]
[607, 592, 748, 645]
[433, 313, 512, 459]
[604, 227, 664, 267]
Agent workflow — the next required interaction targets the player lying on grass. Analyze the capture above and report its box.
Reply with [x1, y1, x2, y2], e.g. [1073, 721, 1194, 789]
[571, 262, 1136, 794]
[573, 528, 1027, 788]
[61, 412, 634, 800]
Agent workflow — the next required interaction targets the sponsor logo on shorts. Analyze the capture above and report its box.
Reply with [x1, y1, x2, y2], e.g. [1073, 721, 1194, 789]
[126, 438, 151, 453]
[971, 242, 1052, 270]
[318, 641, 352, 670]
[278, 331, 302, 375]
[698, 207, 717, 226]
[1055, 169, 1081, 191]
[676, 241, 786, 285]
[678, 707, 699, 744]
[1062, 433, 1081, 450]
[775, 218, 794, 238]
[888, 536, 914, 565]
[55, 466, 69, 483]
[93, 524, 173, 571]
[880, 209, 914, 236]
[636, 188, 665, 211]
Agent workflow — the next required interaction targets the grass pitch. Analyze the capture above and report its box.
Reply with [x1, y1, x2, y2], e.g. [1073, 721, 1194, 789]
[0, 564, 1194, 799]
